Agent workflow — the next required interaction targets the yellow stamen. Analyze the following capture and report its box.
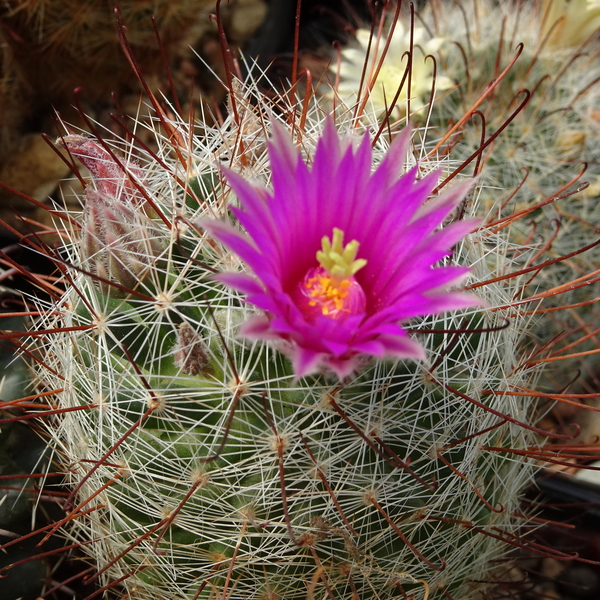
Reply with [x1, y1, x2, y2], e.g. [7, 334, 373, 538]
[306, 273, 352, 315]
[316, 228, 367, 279]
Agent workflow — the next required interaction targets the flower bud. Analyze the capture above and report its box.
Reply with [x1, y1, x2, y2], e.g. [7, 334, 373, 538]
[59, 136, 164, 295]
[58, 135, 145, 204]
[82, 188, 164, 295]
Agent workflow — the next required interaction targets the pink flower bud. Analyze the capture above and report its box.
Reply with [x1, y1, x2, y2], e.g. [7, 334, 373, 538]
[58, 135, 145, 205]
[60, 136, 164, 295]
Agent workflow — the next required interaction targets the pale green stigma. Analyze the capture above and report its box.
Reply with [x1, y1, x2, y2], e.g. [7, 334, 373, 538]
[316, 228, 367, 280]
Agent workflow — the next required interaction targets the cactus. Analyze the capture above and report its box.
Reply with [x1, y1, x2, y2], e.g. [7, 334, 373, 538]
[3, 5, 599, 600]
[2, 98, 561, 600]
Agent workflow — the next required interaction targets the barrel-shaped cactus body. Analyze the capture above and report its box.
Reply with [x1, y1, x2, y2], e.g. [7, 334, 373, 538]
[24, 86, 555, 600]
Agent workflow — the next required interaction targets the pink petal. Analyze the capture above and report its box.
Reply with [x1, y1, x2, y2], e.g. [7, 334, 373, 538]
[411, 179, 474, 222]
[323, 355, 362, 379]
[291, 348, 325, 378]
[322, 338, 351, 357]
[214, 273, 264, 295]
[198, 218, 281, 291]
[377, 335, 427, 360]
[238, 315, 279, 339]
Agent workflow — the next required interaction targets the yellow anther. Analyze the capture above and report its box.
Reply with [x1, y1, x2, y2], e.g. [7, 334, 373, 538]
[316, 228, 367, 280]
[304, 273, 352, 317]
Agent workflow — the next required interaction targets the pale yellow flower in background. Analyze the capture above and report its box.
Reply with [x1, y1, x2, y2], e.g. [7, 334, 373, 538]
[334, 21, 453, 120]
[541, 0, 600, 48]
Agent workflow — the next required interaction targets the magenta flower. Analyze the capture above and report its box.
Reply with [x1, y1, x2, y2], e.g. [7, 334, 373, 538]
[200, 120, 481, 378]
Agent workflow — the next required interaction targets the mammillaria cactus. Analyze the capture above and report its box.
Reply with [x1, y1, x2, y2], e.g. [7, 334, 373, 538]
[2, 4, 600, 599]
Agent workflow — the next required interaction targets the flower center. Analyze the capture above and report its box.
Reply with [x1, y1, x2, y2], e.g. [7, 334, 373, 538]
[294, 228, 367, 321]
